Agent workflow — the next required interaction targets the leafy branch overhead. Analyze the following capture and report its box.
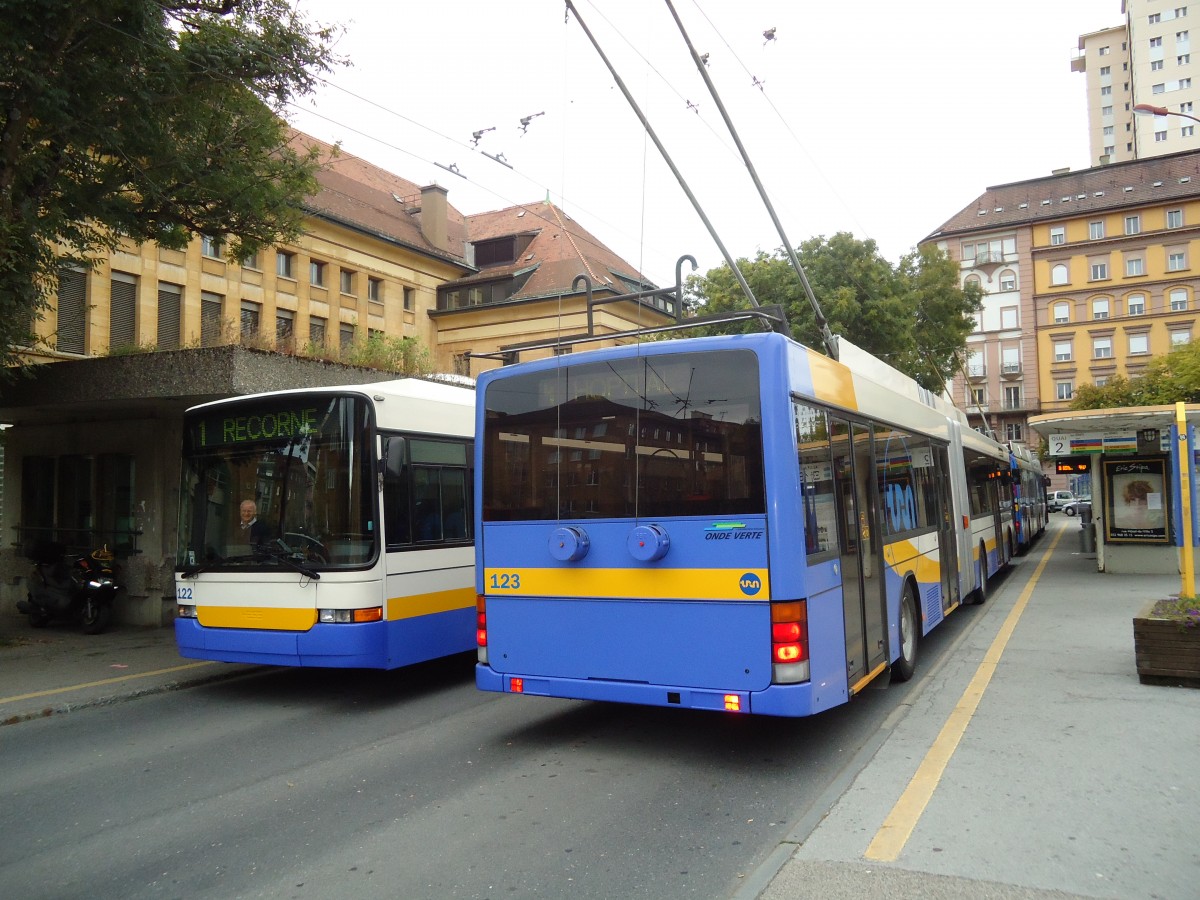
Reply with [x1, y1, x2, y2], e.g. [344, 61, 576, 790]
[0, 0, 342, 371]
[685, 233, 983, 392]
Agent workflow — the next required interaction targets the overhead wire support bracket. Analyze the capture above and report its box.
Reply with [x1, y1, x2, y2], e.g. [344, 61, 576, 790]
[663, 0, 837, 360]
[563, 0, 761, 313]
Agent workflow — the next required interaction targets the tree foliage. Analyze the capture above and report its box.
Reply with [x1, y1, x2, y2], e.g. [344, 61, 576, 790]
[0, 0, 340, 370]
[685, 233, 982, 391]
[1072, 340, 1200, 408]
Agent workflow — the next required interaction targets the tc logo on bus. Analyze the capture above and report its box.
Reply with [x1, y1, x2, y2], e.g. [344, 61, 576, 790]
[739, 573, 762, 596]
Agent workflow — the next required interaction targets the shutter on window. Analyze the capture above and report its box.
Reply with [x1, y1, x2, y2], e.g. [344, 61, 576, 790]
[110, 273, 136, 349]
[201, 293, 222, 347]
[157, 283, 182, 350]
[57, 266, 87, 354]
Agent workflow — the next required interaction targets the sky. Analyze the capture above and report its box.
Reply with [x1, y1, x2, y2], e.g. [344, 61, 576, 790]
[287, 0, 1120, 287]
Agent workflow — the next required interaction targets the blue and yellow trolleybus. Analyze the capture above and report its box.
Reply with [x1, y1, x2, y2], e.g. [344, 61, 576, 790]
[474, 331, 1013, 716]
[174, 378, 476, 670]
[1009, 442, 1048, 555]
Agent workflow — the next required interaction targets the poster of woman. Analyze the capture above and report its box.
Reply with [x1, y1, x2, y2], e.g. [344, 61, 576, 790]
[1104, 459, 1169, 543]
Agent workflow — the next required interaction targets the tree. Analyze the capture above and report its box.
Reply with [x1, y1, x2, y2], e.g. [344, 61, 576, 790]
[1072, 340, 1200, 408]
[685, 234, 981, 391]
[0, 0, 340, 371]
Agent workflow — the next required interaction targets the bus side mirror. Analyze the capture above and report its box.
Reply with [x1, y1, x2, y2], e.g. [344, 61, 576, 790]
[384, 437, 405, 478]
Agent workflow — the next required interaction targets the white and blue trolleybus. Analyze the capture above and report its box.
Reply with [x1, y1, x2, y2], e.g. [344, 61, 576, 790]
[175, 378, 476, 669]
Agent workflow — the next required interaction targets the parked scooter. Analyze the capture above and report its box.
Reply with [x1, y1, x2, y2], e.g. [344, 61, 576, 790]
[18, 543, 120, 634]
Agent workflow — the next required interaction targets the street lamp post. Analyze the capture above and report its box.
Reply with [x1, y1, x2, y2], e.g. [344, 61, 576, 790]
[1133, 102, 1200, 125]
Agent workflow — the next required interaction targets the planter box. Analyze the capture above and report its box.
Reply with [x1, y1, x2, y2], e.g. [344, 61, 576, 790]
[1133, 601, 1200, 687]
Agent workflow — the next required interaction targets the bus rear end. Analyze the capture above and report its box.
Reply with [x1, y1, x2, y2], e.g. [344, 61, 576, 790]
[474, 340, 818, 715]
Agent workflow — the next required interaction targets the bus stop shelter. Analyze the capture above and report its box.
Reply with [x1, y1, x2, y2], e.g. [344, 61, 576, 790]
[1028, 404, 1199, 590]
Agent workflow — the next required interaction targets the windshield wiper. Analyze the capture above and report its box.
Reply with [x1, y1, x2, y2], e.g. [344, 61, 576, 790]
[256, 541, 322, 580]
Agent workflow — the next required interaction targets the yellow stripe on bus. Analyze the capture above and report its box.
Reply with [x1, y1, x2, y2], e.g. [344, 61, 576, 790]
[484, 568, 769, 601]
[196, 606, 317, 630]
[807, 349, 858, 410]
[387, 587, 474, 620]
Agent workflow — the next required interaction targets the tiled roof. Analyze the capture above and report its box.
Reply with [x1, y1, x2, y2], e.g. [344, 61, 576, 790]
[455, 202, 655, 298]
[925, 149, 1200, 242]
[289, 132, 469, 265]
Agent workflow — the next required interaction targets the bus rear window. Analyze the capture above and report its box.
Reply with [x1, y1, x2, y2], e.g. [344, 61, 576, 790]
[482, 350, 764, 520]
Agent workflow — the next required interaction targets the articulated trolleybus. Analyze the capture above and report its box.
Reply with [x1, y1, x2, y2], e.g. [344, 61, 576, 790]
[175, 379, 476, 669]
[474, 331, 1015, 716]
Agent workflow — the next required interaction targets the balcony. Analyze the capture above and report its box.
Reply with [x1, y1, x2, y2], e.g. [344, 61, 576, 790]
[966, 366, 987, 380]
[1001, 363, 1022, 379]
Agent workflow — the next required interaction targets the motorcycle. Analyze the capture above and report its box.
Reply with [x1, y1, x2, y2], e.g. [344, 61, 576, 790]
[18, 542, 120, 634]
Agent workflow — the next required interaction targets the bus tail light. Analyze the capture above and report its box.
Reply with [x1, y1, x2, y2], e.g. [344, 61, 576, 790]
[177, 604, 198, 619]
[318, 607, 382, 624]
[476, 595, 489, 664]
[771, 600, 810, 684]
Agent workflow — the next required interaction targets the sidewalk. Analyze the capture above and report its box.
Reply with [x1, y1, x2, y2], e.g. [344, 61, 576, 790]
[0, 614, 257, 726]
[749, 515, 1200, 900]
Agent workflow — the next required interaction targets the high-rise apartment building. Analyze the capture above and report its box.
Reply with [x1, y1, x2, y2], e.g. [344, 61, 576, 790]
[1074, 2, 1199, 165]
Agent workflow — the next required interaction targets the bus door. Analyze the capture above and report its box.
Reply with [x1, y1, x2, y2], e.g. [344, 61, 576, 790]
[934, 445, 959, 612]
[831, 418, 887, 688]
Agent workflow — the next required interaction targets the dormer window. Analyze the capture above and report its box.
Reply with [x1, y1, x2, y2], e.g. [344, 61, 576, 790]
[474, 237, 517, 267]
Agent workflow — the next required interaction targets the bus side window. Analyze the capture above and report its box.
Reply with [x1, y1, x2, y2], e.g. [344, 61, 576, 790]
[383, 436, 411, 548]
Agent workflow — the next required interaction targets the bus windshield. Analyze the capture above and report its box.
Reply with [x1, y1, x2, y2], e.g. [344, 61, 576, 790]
[482, 349, 764, 520]
[177, 394, 376, 570]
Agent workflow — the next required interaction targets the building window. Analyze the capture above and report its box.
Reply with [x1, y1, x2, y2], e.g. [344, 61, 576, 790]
[1054, 341, 1073, 362]
[1053, 301, 1070, 323]
[1056, 381, 1074, 401]
[1004, 385, 1022, 409]
[1102, 104, 1114, 115]
[1125, 215, 1141, 235]
[276, 309, 294, 349]
[966, 349, 985, 377]
[368, 277, 382, 302]
[310, 260, 326, 287]
[240, 251, 261, 271]
[1181, 54, 1192, 64]
[1171, 287, 1189, 310]
[157, 282, 182, 351]
[1089, 220, 1106, 239]
[1184, 125, 1196, 136]
[1093, 337, 1113, 359]
[1154, 83, 1166, 94]
[403, 286, 415, 311]
[109, 271, 137, 351]
[1002, 347, 1020, 374]
[1050, 226, 1066, 246]
[1090, 262, 1109, 281]
[1152, 36, 1164, 48]
[1179, 30, 1190, 40]
[1101, 65, 1112, 76]
[339, 322, 355, 352]
[1051, 264, 1069, 285]
[1156, 130, 1169, 142]
[1127, 294, 1146, 315]
[240, 301, 260, 339]
[340, 269, 355, 294]
[276, 251, 295, 279]
[1125, 257, 1145, 276]
[1092, 298, 1110, 319]
[1129, 333, 1150, 355]
[200, 291, 223, 347]
[308, 315, 326, 347]
[1151, 13, 1162, 23]
[999, 271, 1016, 291]
[1153, 59, 1165, 70]
[1184, 78, 1195, 88]
[1168, 208, 1184, 228]
[1005, 422, 1024, 442]
[1102, 86, 1113, 97]
[1172, 329, 1192, 345]
[1000, 307, 1018, 329]
[1169, 251, 1188, 270]
[200, 234, 222, 259]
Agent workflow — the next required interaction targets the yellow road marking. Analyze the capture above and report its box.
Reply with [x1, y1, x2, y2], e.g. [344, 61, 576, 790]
[863, 525, 1064, 862]
[0, 661, 216, 705]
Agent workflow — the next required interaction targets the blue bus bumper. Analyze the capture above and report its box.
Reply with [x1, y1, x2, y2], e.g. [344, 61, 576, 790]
[475, 663, 838, 717]
[175, 617, 386, 668]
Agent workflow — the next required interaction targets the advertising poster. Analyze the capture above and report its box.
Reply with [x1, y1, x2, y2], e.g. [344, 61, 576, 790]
[1103, 458, 1169, 544]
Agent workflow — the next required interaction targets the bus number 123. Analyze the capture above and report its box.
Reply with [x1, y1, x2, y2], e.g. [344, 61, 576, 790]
[489, 573, 521, 590]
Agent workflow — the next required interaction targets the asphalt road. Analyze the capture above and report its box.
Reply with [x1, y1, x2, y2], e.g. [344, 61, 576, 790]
[0, 604, 983, 900]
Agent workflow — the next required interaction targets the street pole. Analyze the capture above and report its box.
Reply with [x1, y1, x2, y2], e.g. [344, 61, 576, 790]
[1177, 402, 1195, 599]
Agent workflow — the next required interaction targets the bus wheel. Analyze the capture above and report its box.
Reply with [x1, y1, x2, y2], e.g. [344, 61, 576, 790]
[973, 544, 989, 605]
[891, 587, 919, 683]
